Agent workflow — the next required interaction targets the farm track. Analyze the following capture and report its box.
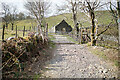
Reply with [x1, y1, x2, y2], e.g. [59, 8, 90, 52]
[42, 34, 118, 78]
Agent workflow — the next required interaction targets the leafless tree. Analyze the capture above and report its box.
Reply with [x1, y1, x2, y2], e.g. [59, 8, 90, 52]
[117, 1, 120, 53]
[66, 0, 79, 30]
[2, 3, 10, 28]
[9, 6, 17, 30]
[24, 0, 51, 42]
[57, 0, 80, 34]
[109, 2, 118, 25]
[79, 0, 111, 46]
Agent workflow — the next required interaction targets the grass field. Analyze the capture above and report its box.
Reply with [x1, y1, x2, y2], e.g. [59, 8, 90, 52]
[0, 10, 118, 41]
[0, 10, 114, 29]
[0, 29, 31, 41]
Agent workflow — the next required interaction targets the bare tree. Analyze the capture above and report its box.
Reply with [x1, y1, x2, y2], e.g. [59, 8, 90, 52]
[24, 0, 51, 42]
[57, 0, 80, 34]
[108, 2, 119, 38]
[117, 1, 120, 53]
[9, 6, 17, 30]
[2, 3, 10, 28]
[67, 0, 79, 31]
[80, 0, 110, 46]
[109, 2, 118, 26]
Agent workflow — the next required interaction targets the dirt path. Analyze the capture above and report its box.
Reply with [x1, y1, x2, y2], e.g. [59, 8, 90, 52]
[42, 34, 117, 78]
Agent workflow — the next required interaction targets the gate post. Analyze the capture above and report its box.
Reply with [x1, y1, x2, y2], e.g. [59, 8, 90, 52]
[79, 28, 81, 44]
[23, 26, 25, 37]
[15, 25, 17, 38]
[2, 25, 5, 41]
[80, 28, 83, 44]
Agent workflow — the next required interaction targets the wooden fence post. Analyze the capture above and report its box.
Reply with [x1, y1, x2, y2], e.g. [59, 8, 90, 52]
[46, 23, 48, 37]
[34, 26, 35, 31]
[81, 29, 83, 44]
[79, 28, 81, 44]
[15, 25, 17, 38]
[2, 25, 5, 41]
[29, 26, 31, 31]
[23, 26, 25, 37]
[72, 32, 73, 38]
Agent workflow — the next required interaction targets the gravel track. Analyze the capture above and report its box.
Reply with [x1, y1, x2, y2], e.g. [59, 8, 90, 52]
[42, 34, 117, 78]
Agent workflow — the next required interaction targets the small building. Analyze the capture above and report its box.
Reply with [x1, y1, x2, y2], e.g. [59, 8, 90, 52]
[55, 20, 72, 34]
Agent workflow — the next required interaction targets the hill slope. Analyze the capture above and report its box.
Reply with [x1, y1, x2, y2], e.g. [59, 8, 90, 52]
[0, 10, 114, 30]
[46, 10, 113, 29]
[0, 10, 117, 40]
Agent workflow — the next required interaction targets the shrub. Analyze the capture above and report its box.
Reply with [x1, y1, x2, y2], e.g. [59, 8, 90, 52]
[1, 32, 49, 77]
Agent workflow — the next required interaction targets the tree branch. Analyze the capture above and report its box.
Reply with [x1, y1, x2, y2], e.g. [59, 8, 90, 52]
[95, 22, 112, 40]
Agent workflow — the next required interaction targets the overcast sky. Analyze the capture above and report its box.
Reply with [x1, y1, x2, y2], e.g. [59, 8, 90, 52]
[0, 0, 117, 17]
[0, 0, 65, 17]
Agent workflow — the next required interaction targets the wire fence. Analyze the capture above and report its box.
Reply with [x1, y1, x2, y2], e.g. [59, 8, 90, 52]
[0, 25, 35, 41]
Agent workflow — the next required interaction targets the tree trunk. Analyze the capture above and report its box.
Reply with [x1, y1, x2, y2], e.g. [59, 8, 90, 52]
[90, 11, 96, 46]
[23, 26, 25, 37]
[117, 1, 120, 68]
[95, 21, 98, 45]
[2, 25, 5, 41]
[46, 23, 48, 38]
[6, 22, 8, 29]
[73, 13, 77, 30]
[11, 23, 14, 30]
[76, 23, 79, 38]
[73, 12, 77, 39]
[15, 25, 17, 38]
[38, 23, 45, 43]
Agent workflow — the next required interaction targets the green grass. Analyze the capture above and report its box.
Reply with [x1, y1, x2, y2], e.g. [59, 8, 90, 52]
[46, 10, 114, 29]
[0, 19, 37, 30]
[0, 10, 117, 41]
[90, 49, 107, 59]
[46, 12, 90, 29]
[48, 33, 56, 41]
[0, 10, 114, 30]
[95, 10, 114, 25]
[97, 40, 118, 49]
[89, 46, 119, 67]
[46, 13, 73, 29]
[64, 34, 79, 44]
[0, 29, 30, 40]
[33, 74, 42, 80]
[48, 34, 56, 48]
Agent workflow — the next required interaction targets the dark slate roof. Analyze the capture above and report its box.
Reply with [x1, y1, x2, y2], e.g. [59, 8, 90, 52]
[55, 19, 72, 32]
[55, 19, 71, 28]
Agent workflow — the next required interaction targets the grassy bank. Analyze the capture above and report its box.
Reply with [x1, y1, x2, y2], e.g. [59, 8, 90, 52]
[88, 46, 119, 67]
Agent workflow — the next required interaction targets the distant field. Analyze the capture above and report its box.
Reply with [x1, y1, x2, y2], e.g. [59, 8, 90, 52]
[0, 10, 114, 29]
[46, 10, 114, 29]
[0, 10, 118, 40]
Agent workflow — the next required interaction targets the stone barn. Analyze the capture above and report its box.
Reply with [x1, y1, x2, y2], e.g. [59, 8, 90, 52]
[55, 20, 72, 34]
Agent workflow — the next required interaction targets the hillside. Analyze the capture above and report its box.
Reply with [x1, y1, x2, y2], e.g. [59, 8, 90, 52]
[0, 10, 117, 41]
[0, 10, 113, 30]
[46, 10, 114, 29]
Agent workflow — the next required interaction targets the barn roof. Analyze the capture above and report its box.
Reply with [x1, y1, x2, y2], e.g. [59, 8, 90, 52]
[55, 19, 70, 28]
[55, 19, 72, 33]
